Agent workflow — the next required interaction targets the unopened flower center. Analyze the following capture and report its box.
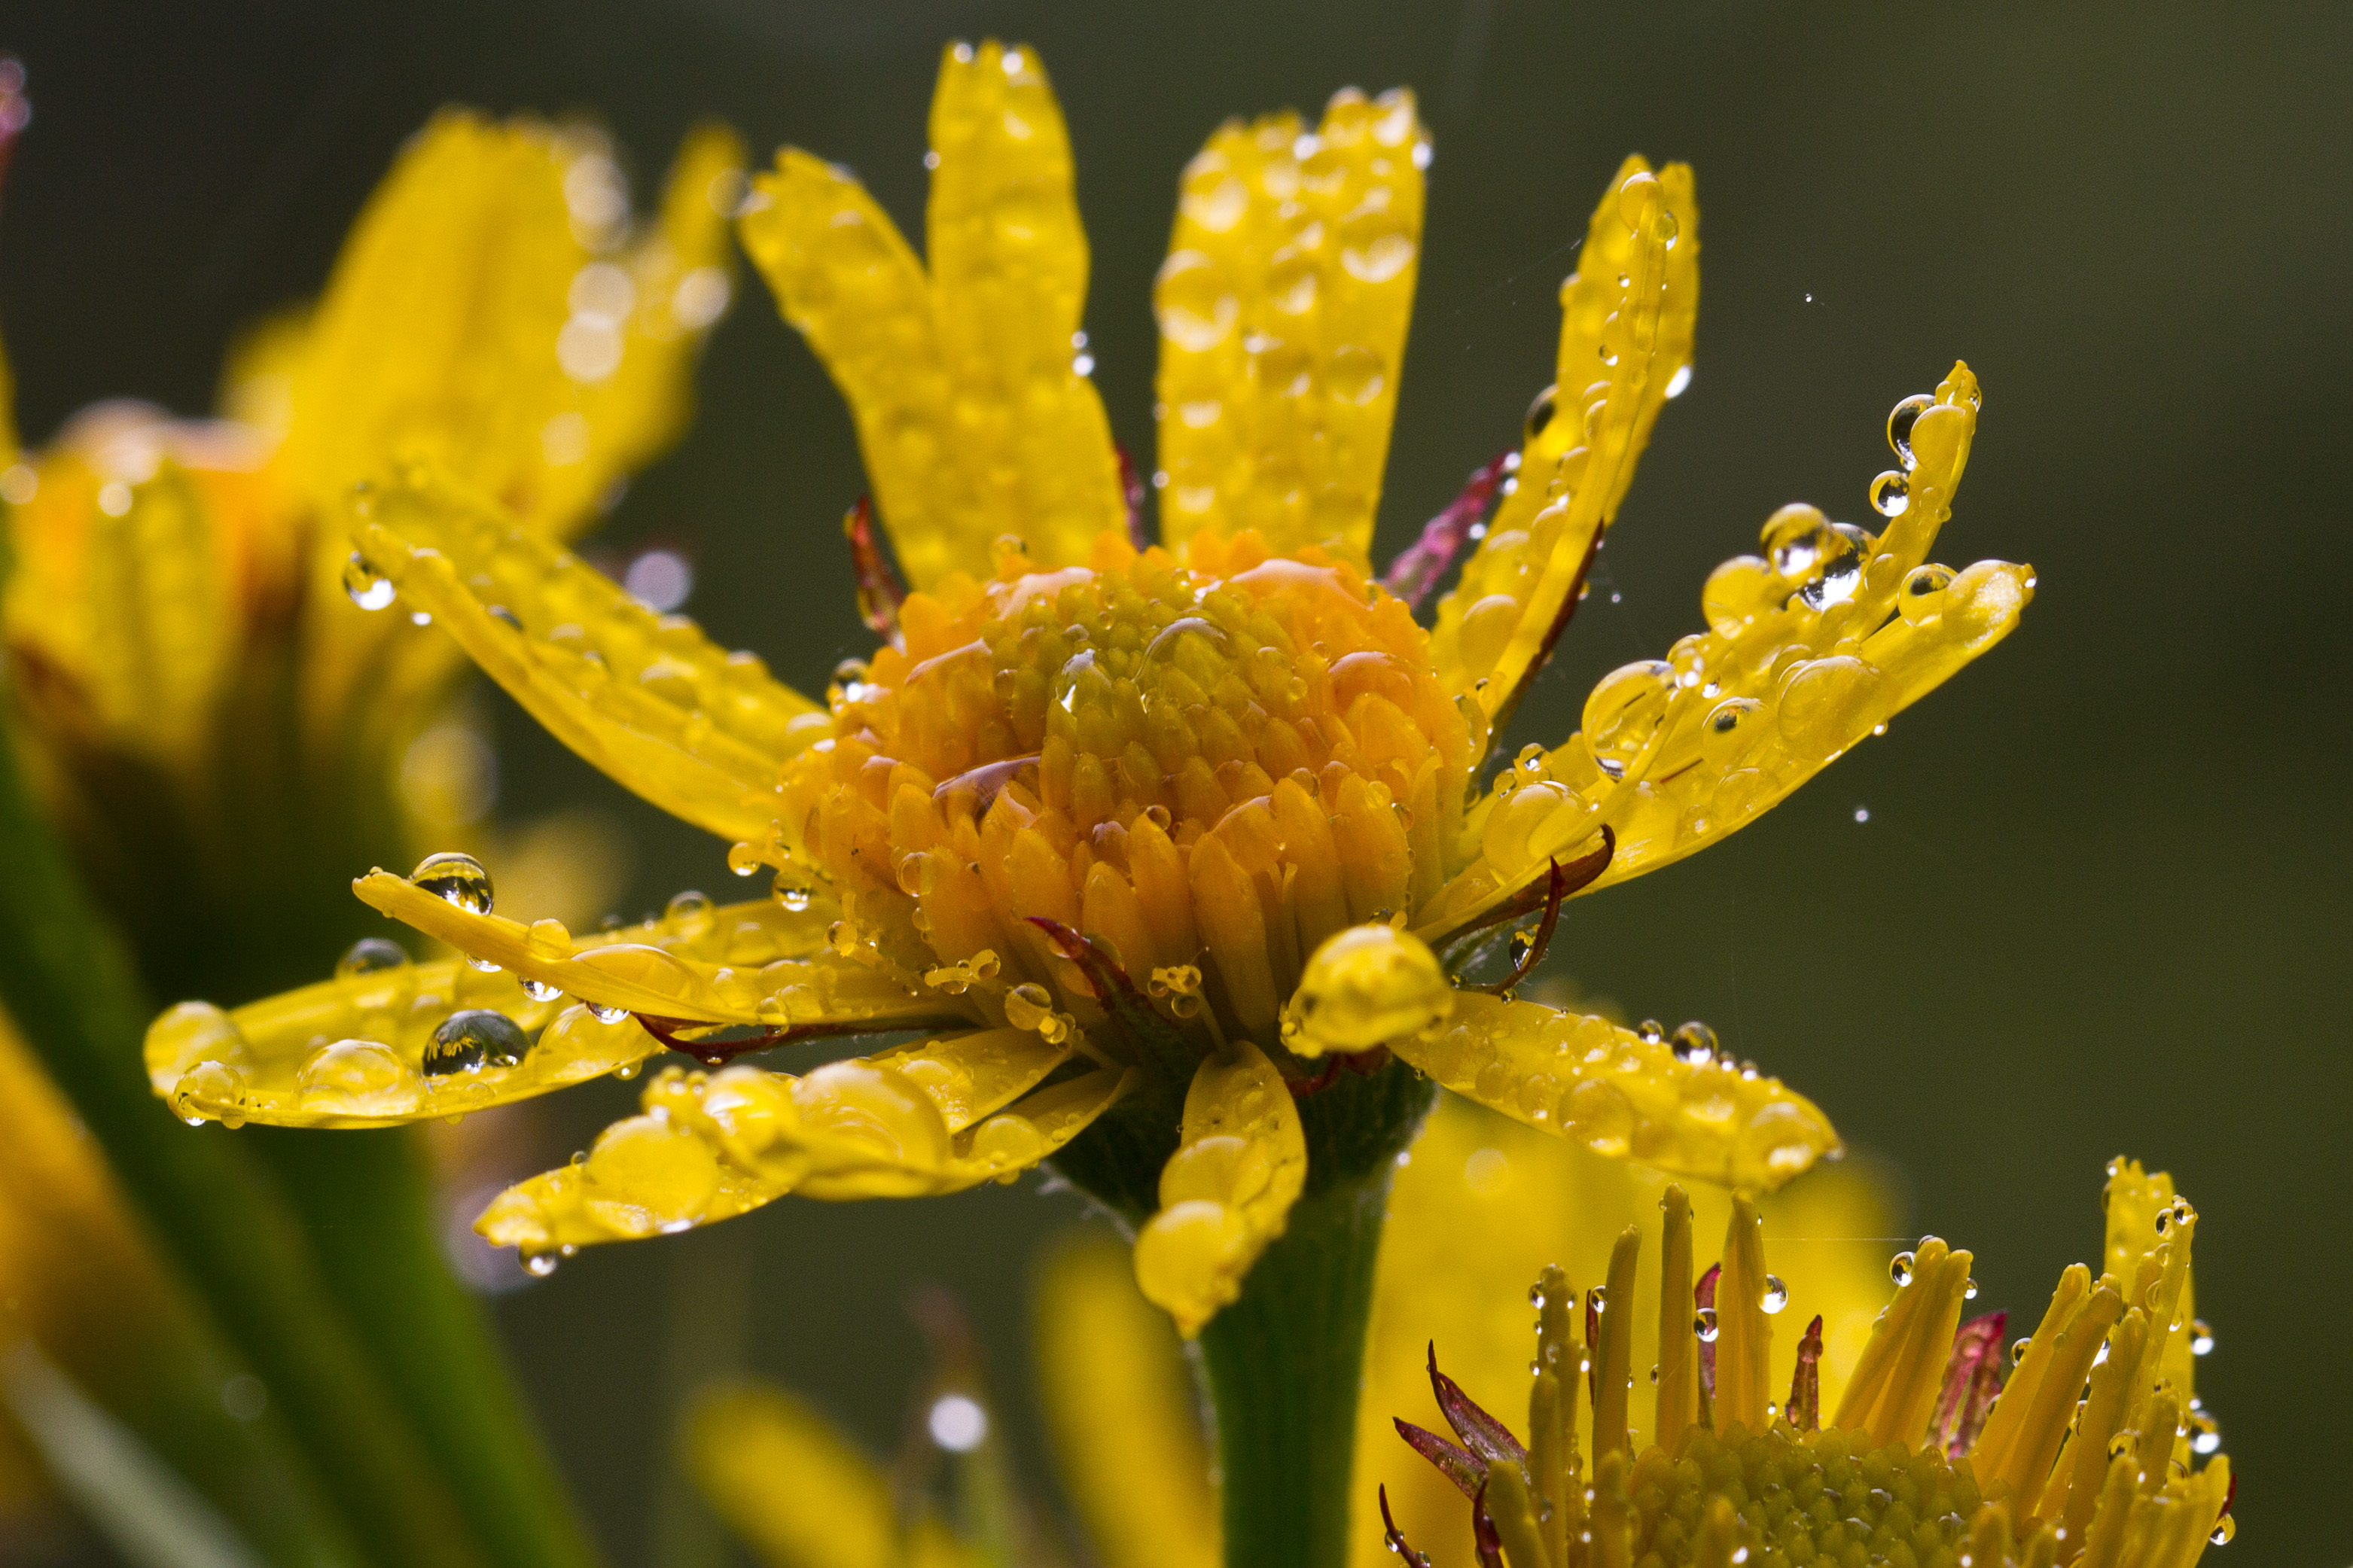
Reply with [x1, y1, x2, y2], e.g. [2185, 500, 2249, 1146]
[784, 530, 1472, 1040]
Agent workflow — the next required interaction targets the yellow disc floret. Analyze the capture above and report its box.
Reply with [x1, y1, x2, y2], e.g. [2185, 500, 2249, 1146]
[782, 526, 1472, 1041]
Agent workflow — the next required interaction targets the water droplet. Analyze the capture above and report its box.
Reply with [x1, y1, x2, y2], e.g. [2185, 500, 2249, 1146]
[411, 851, 493, 915]
[1897, 563, 1955, 625]
[663, 889, 715, 939]
[1798, 523, 1873, 611]
[1886, 394, 1933, 469]
[2190, 1318, 2214, 1356]
[727, 842, 764, 876]
[1005, 982, 1056, 1032]
[2189, 1409, 2220, 1455]
[1889, 1250, 1916, 1286]
[1699, 696, 1764, 769]
[927, 1393, 989, 1452]
[520, 977, 562, 1003]
[2011, 1335, 2031, 1366]
[1694, 1307, 1719, 1342]
[2208, 1514, 2236, 1545]
[1524, 384, 1558, 443]
[1760, 504, 1830, 580]
[1672, 1021, 1718, 1066]
[1870, 470, 1911, 517]
[524, 1253, 559, 1278]
[774, 877, 814, 913]
[1588, 1286, 1607, 1312]
[588, 1001, 627, 1025]
[1648, 1363, 1660, 1384]
[1582, 660, 1674, 779]
[1664, 362, 1693, 399]
[1761, 1274, 1788, 1314]
[343, 553, 395, 611]
[2154, 1207, 2172, 1234]
[336, 936, 410, 980]
[425, 1009, 529, 1076]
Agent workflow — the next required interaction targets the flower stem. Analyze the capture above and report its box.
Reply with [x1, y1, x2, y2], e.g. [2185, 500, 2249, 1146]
[0, 723, 587, 1566]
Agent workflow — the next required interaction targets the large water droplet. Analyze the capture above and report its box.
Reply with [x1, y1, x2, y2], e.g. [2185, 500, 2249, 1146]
[1897, 563, 1955, 625]
[2011, 1335, 2031, 1365]
[1886, 394, 1933, 469]
[523, 1253, 559, 1278]
[587, 1002, 628, 1025]
[1760, 1274, 1788, 1314]
[1672, 1021, 1718, 1066]
[1870, 470, 1911, 518]
[1694, 1306, 1719, 1342]
[663, 889, 715, 939]
[1889, 1249, 1916, 1286]
[1582, 659, 1675, 779]
[520, 977, 562, 1003]
[425, 1009, 529, 1076]
[411, 851, 493, 915]
[2208, 1515, 2236, 1545]
[336, 936, 410, 980]
[343, 553, 395, 611]
[2190, 1317, 2214, 1356]
[1797, 523, 1873, 612]
[1761, 504, 1830, 580]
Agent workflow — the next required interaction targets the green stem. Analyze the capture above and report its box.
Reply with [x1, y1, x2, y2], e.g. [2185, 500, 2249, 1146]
[0, 730, 486, 1567]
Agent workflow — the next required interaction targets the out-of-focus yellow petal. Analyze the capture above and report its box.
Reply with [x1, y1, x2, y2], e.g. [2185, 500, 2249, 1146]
[1386, 992, 1838, 1191]
[685, 1384, 901, 1568]
[1132, 1040, 1306, 1337]
[1153, 89, 1428, 568]
[1429, 158, 1697, 717]
[1, 410, 273, 772]
[280, 111, 737, 537]
[1355, 1095, 1894, 1568]
[739, 41, 1121, 589]
[2102, 1155, 2199, 1417]
[346, 467, 828, 847]
[142, 893, 919, 1129]
[1418, 363, 2028, 941]
[1032, 1238, 1218, 1568]
[476, 1050, 1129, 1258]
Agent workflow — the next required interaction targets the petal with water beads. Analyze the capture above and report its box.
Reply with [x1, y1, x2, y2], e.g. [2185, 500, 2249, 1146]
[1387, 993, 1838, 1192]
[475, 1043, 1129, 1254]
[1132, 1040, 1307, 1336]
[738, 42, 1122, 589]
[1154, 87, 1428, 567]
[351, 871, 948, 1031]
[1429, 157, 1699, 720]
[349, 467, 828, 846]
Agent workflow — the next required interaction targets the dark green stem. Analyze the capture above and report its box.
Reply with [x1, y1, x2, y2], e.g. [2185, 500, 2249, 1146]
[1053, 1054, 1434, 1568]
[0, 723, 490, 1566]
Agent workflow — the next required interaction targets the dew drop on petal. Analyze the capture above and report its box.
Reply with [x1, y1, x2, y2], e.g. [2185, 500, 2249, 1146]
[1870, 470, 1912, 518]
[1889, 1250, 1916, 1286]
[1694, 1307, 1719, 1342]
[343, 553, 396, 611]
[425, 1009, 529, 1076]
[411, 851, 493, 915]
[1886, 393, 1933, 469]
[1761, 1274, 1788, 1314]
[2190, 1318, 2214, 1356]
[336, 936, 410, 980]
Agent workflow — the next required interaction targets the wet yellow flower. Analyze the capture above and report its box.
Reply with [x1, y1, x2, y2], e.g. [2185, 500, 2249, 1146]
[148, 40, 2030, 1347]
[1, 109, 736, 987]
[1377, 1157, 2230, 1568]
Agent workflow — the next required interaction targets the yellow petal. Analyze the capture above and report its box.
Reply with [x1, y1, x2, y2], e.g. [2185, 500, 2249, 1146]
[1153, 88, 1428, 568]
[282, 111, 737, 537]
[350, 870, 938, 1030]
[739, 42, 1121, 589]
[685, 1384, 901, 1568]
[1429, 157, 1698, 716]
[347, 467, 828, 847]
[1418, 363, 2028, 941]
[1031, 1238, 1219, 1568]
[1388, 993, 1837, 1191]
[142, 894, 911, 1129]
[1132, 1040, 1306, 1337]
[476, 1048, 1129, 1256]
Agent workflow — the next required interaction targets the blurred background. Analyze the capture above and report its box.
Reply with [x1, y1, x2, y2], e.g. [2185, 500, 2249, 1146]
[2, 0, 2345, 1563]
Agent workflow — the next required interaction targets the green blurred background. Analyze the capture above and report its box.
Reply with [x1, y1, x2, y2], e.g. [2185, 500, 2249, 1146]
[4, 1, 2345, 1563]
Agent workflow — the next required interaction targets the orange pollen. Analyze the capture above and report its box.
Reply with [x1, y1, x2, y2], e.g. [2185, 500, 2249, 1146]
[782, 528, 1474, 1040]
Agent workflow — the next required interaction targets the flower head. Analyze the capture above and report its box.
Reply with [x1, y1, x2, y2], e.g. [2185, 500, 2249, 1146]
[1380, 1156, 2231, 1567]
[151, 42, 2032, 1332]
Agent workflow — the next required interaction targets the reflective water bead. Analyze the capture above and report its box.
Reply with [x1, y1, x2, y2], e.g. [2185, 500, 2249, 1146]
[1699, 697, 1765, 770]
[663, 890, 715, 939]
[1886, 393, 1933, 469]
[587, 1002, 627, 1025]
[335, 936, 410, 980]
[1588, 1285, 1607, 1312]
[410, 851, 494, 915]
[1760, 504, 1830, 580]
[1524, 384, 1558, 442]
[1694, 1307, 1719, 1342]
[425, 1009, 529, 1076]
[1760, 1274, 1788, 1314]
[727, 841, 765, 876]
[773, 876, 814, 913]
[1701, 555, 1778, 635]
[520, 977, 562, 1003]
[2208, 1515, 2236, 1545]
[523, 1253, 559, 1278]
[1797, 523, 1873, 612]
[1889, 1250, 1916, 1286]
[2189, 1409, 2221, 1455]
[1004, 982, 1056, 1033]
[1962, 1277, 1978, 1299]
[1897, 563, 1955, 625]
[1582, 660, 1674, 780]
[343, 552, 396, 611]
[2010, 1335, 2031, 1366]
[2190, 1318, 2214, 1356]
[1671, 1021, 1718, 1066]
[1869, 470, 1911, 518]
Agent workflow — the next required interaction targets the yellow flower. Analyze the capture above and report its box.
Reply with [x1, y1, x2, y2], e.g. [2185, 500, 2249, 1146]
[1, 109, 736, 964]
[148, 41, 2032, 1338]
[1376, 1156, 2230, 1568]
